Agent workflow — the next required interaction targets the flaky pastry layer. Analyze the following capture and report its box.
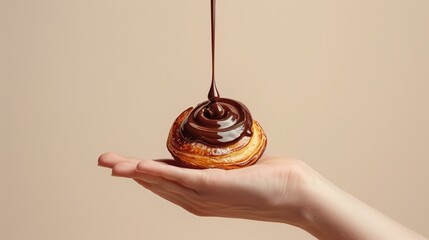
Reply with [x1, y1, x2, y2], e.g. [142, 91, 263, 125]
[167, 108, 267, 169]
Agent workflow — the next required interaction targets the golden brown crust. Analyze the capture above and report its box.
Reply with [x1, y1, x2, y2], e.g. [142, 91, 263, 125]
[167, 108, 267, 169]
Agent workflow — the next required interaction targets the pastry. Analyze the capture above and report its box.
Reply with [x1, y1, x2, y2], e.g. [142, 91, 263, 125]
[166, 0, 267, 169]
[166, 101, 267, 169]
[166, 86, 267, 169]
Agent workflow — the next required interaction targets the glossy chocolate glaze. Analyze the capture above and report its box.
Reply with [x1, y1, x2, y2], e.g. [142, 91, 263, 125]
[179, 0, 253, 146]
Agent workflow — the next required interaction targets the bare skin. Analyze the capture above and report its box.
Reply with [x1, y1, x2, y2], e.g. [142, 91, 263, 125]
[98, 153, 428, 240]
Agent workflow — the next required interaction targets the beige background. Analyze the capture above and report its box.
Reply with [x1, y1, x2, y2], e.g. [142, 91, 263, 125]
[1, 0, 428, 239]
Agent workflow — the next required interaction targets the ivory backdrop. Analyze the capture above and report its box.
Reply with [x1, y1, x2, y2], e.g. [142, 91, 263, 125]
[1, 0, 428, 239]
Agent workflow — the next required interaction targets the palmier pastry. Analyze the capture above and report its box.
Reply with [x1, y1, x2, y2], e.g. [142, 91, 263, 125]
[167, 88, 267, 169]
[167, 0, 266, 169]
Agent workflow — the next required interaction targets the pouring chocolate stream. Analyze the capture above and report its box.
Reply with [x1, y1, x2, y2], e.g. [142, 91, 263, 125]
[179, 0, 253, 146]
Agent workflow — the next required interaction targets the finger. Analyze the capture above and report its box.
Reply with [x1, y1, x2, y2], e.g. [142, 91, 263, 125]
[136, 159, 204, 189]
[258, 152, 282, 161]
[111, 162, 138, 178]
[98, 152, 140, 168]
[111, 160, 200, 197]
[156, 159, 186, 167]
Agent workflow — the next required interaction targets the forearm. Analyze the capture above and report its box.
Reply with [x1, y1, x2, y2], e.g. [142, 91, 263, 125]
[300, 180, 427, 240]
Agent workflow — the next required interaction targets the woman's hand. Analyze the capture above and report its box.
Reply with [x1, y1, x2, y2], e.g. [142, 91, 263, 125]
[98, 153, 428, 240]
[98, 153, 319, 226]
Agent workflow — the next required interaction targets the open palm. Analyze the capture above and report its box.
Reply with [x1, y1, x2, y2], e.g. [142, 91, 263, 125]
[98, 153, 317, 225]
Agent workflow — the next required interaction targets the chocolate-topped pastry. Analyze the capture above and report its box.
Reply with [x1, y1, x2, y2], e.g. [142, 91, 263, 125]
[166, 0, 267, 169]
[180, 82, 253, 147]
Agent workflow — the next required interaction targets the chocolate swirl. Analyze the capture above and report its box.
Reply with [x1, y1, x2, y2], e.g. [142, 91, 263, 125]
[180, 98, 253, 146]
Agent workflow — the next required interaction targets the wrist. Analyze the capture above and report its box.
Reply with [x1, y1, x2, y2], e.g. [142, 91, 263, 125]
[276, 161, 343, 238]
[270, 160, 331, 229]
[296, 176, 338, 238]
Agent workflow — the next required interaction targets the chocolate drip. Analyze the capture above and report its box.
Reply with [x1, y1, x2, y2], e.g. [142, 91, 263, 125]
[208, 0, 220, 102]
[179, 0, 253, 146]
